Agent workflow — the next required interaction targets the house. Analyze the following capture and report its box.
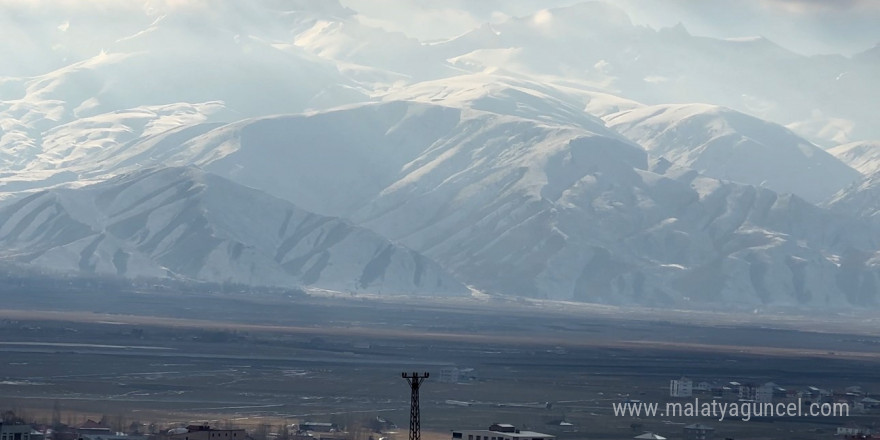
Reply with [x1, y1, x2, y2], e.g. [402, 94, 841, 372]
[739, 384, 757, 401]
[298, 423, 337, 434]
[451, 424, 554, 440]
[724, 382, 741, 398]
[1, 423, 33, 440]
[634, 433, 666, 440]
[439, 367, 477, 384]
[77, 420, 115, 440]
[166, 425, 245, 440]
[555, 422, 574, 433]
[837, 423, 872, 436]
[439, 367, 462, 384]
[846, 386, 864, 396]
[298, 423, 338, 434]
[694, 382, 714, 392]
[683, 424, 714, 440]
[373, 417, 396, 431]
[860, 397, 880, 410]
[80, 432, 144, 440]
[755, 382, 782, 404]
[670, 377, 693, 398]
[805, 386, 832, 400]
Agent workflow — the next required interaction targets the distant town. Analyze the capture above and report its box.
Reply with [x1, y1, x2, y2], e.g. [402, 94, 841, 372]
[3, 373, 880, 440]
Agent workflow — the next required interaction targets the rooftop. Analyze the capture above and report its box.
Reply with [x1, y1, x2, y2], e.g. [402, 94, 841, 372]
[684, 424, 714, 431]
[463, 431, 551, 438]
[455, 423, 556, 439]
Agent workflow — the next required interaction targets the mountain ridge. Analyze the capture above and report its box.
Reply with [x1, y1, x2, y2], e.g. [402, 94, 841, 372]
[0, 166, 467, 296]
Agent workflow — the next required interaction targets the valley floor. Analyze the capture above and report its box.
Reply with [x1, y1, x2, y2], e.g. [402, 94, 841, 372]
[0, 285, 878, 440]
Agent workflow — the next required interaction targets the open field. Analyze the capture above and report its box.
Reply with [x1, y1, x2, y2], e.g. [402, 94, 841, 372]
[0, 286, 879, 440]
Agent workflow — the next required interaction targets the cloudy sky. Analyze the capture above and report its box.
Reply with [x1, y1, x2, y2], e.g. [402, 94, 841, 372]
[340, 0, 880, 56]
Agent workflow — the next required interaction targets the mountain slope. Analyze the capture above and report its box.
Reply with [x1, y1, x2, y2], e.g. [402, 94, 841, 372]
[0, 167, 466, 295]
[828, 141, 880, 176]
[430, 2, 879, 143]
[0, 0, 370, 189]
[380, 72, 642, 132]
[825, 142, 880, 222]
[137, 101, 880, 308]
[604, 104, 861, 203]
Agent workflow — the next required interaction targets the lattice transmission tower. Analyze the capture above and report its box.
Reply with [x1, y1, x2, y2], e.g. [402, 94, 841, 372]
[401, 372, 429, 440]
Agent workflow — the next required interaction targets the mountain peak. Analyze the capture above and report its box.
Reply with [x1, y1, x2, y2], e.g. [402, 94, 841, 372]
[660, 22, 690, 36]
[605, 103, 861, 204]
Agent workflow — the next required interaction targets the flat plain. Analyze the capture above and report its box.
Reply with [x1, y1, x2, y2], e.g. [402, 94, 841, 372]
[1, 283, 879, 440]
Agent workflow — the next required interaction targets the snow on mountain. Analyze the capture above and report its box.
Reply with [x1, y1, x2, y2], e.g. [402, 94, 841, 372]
[0, 167, 466, 296]
[604, 104, 861, 204]
[429, 2, 879, 144]
[31, 23, 362, 119]
[0, 1, 381, 195]
[1, 1, 878, 309]
[380, 72, 641, 132]
[828, 141, 880, 176]
[287, 14, 453, 81]
[0, 103, 225, 194]
[574, 160, 880, 307]
[0, 99, 235, 198]
[825, 176, 880, 224]
[854, 43, 880, 65]
[435, 2, 641, 81]
[0, 0, 371, 183]
[112, 100, 879, 308]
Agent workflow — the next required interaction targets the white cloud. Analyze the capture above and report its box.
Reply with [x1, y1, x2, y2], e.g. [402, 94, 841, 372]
[489, 11, 510, 23]
[0, 0, 207, 14]
[341, 0, 481, 40]
[761, 0, 880, 13]
[532, 9, 553, 26]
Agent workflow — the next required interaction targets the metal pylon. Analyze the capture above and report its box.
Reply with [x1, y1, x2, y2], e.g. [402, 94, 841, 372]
[402, 372, 429, 440]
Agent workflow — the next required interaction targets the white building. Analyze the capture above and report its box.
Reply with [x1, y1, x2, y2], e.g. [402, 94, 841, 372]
[439, 367, 476, 384]
[694, 382, 713, 392]
[670, 377, 693, 397]
[682, 424, 714, 440]
[0, 424, 32, 440]
[634, 433, 666, 440]
[739, 384, 757, 401]
[837, 424, 871, 436]
[451, 425, 554, 440]
[755, 383, 775, 404]
[439, 367, 461, 384]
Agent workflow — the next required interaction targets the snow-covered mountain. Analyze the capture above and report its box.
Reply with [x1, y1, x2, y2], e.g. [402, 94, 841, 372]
[0, 167, 466, 296]
[825, 141, 880, 226]
[0, 73, 642, 195]
[0, 0, 374, 187]
[380, 72, 642, 131]
[2, 95, 878, 307]
[829, 141, 880, 176]
[101, 101, 875, 308]
[1, 0, 879, 309]
[604, 104, 861, 204]
[431, 2, 880, 144]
